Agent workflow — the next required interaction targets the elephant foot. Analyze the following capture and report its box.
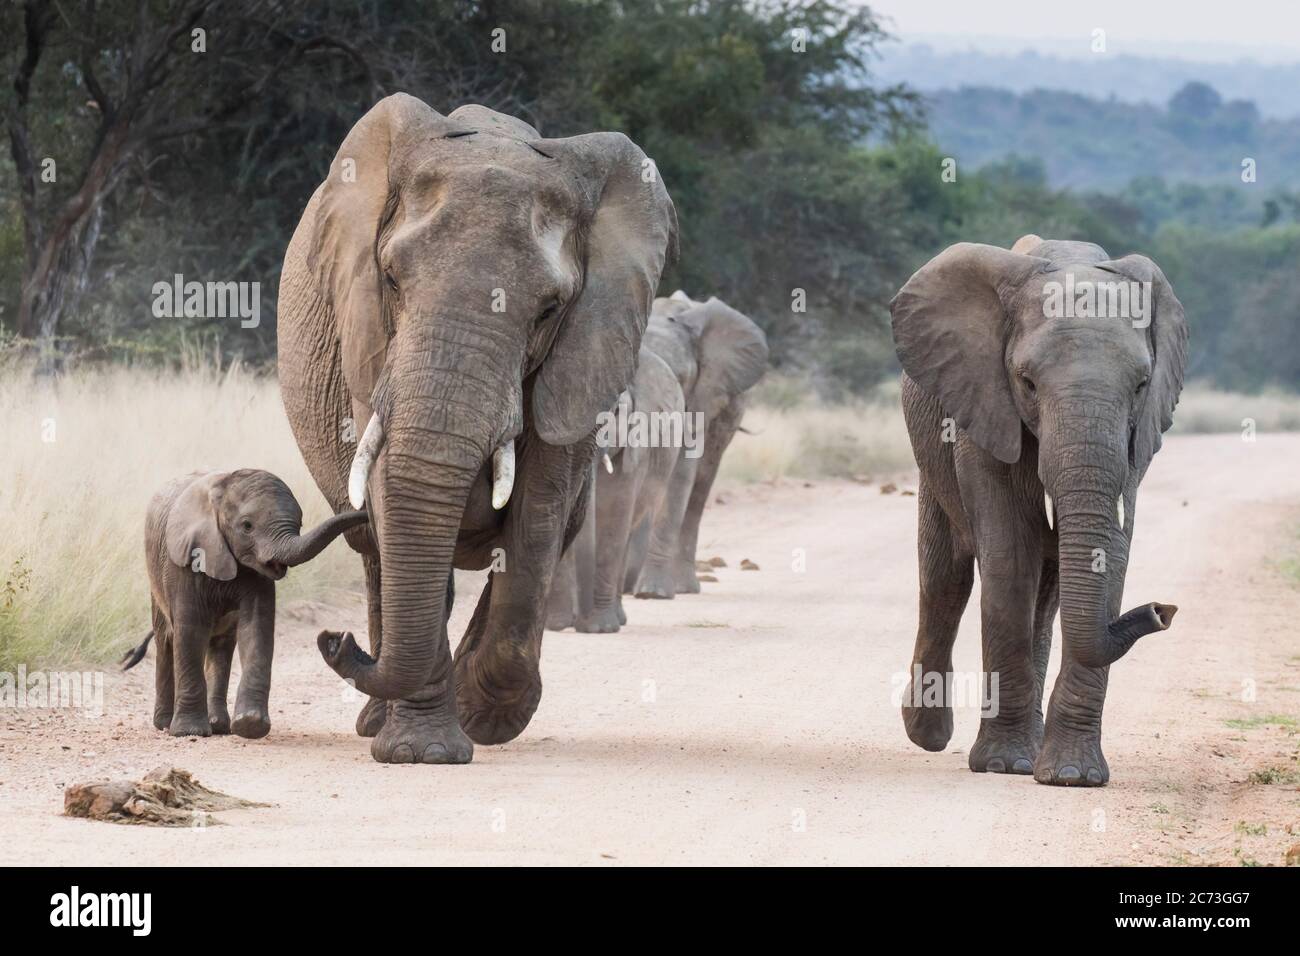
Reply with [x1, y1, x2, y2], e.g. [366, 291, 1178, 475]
[545, 612, 574, 632]
[371, 675, 473, 765]
[208, 706, 231, 736]
[152, 708, 173, 732]
[355, 695, 387, 737]
[576, 605, 622, 633]
[231, 708, 271, 739]
[969, 716, 1043, 774]
[634, 565, 677, 600]
[1034, 729, 1109, 786]
[617, 601, 627, 626]
[674, 563, 701, 594]
[168, 710, 212, 738]
[902, 699, 953, 753]
[455, 648, 542, 746]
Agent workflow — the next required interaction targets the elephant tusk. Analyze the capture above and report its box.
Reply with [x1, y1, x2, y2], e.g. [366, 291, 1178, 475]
[1045, 492, 1054, 531]
[348, 414, 385, 510]
[1117, 496, 1125, 530]
[492, 440, 516, 510]
[602, 452, 614, 474]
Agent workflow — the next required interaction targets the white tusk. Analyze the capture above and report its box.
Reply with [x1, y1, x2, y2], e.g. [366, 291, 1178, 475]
[602, 452, 614, 474]
[1045, 492, 1054, 531]
[1117, 496, 1125, 530]
[348, 414, 384, 509]
[492, 440, 516, 510]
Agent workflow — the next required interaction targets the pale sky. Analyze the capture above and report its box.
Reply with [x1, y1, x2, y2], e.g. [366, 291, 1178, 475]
[865, 0, 1300, 61]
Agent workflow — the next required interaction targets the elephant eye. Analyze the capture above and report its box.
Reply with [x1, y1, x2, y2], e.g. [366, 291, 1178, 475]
[241, 519, 253, 532]
[1136, 378, 1149, 393]
[384, 270, 398, 292]
[1019, 373, 1036, 395]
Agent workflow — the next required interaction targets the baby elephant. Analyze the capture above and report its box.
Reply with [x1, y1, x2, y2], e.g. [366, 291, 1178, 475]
[123, 470, 368, 738]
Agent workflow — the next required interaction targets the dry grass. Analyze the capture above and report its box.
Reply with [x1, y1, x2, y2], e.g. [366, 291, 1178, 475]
[1170, 386, 1300, 435]
[0, 361, 360, 670]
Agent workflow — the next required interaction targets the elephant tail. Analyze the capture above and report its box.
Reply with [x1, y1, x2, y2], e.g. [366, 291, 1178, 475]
[119, 630, 154, 671]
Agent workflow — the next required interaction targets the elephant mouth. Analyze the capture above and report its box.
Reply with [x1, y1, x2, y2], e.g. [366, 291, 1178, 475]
[262, 560, 288, 580]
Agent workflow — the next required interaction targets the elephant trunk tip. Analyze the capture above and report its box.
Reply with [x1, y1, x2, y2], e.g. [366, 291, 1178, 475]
[1075, 602, 1178, 669]
[316, 629, 427, 701]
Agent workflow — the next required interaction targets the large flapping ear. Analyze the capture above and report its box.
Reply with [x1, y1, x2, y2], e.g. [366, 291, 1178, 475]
[530, 132, 679, 445]
[677, 297, 769, 419]
[165, 473, 238, 581]
[307, 93, 471, 406]
[1098, 254, 1189, 476]
[890, 243, 1050, 464]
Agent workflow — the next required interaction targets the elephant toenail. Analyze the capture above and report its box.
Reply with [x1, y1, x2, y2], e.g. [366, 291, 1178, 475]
[391, 744, 414, 763]
[421, 743, 448, 763]
[1056, 765, 1081, 783]
[1012, 758, 1034, 773]
[1086, 768, 1104, 784]
[986, 757, 1006, 772]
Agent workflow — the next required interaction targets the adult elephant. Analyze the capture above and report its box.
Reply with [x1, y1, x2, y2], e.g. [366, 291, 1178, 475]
[890, 235, 1187, 786]
[277, 95, 677, 763]
[623, 292, 768, 599]
[546, 345, 684, 633]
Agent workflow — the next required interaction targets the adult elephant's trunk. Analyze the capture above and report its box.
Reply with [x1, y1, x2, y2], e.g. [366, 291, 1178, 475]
[269, 510, 369, 567]
[1045, 401, 1176, 669]
[318, 393, 493, 702]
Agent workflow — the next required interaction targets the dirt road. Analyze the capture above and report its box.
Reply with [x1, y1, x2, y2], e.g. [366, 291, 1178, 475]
[2, 433, 1298, 865]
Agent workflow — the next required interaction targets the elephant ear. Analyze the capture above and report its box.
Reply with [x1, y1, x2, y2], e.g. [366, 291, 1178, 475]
[307, 93, 471, 406]
[165, 473, 237, 581]
[890, 243, 1050, 464]
[678, 297, 769, 419]
[530, 132, 679, 445]
[1098, 254, 1189, 477]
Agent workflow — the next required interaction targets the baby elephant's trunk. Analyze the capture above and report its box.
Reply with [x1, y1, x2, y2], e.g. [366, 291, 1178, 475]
[270, 510, 369, 567]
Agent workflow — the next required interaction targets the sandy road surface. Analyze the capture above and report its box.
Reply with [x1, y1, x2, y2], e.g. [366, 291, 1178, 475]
[2, 433, 1298, 866]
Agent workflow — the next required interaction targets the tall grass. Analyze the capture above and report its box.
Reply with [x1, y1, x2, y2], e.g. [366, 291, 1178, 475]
[0, 361, 361, 670]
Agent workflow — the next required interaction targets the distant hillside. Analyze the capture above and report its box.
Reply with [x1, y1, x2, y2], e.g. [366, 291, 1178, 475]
[876, 44, 1300, 119]
[917, 83, 1300, 190]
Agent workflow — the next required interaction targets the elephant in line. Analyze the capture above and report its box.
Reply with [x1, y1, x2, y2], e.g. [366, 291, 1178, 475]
[545, 344, 685, 633]
[127, 470, 367, 738]
[890, 234, 1187, 786]
[277, 95, 677, 763]
[622, 292, 769, 599]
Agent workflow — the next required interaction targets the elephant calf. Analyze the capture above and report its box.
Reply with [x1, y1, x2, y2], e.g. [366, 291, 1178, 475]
[122, 470, 367, 738]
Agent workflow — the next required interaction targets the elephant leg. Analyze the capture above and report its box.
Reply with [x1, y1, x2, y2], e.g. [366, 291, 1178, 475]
[634, 453, 697, 599]
[901, 487, 974, 752]
[573, 473, 597, 621]
[454, 437, 589, 745]
[231, 581, 275, 739]
[674, 400, 742, 593]
[545, 547, 579, 631]
[204, 630, 236, 735]
[622, 516, 651, 595]
[966, 500, 1045, 774]
[1030, 559, 1059, 727]
[355, 554, 388, 737]
[578, 457, 639, 633]
[169, 619, 213, 737]
[371, 573, 473, 764]
[1036, 643, 1112, 787]
[150, 603, 174, 732]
